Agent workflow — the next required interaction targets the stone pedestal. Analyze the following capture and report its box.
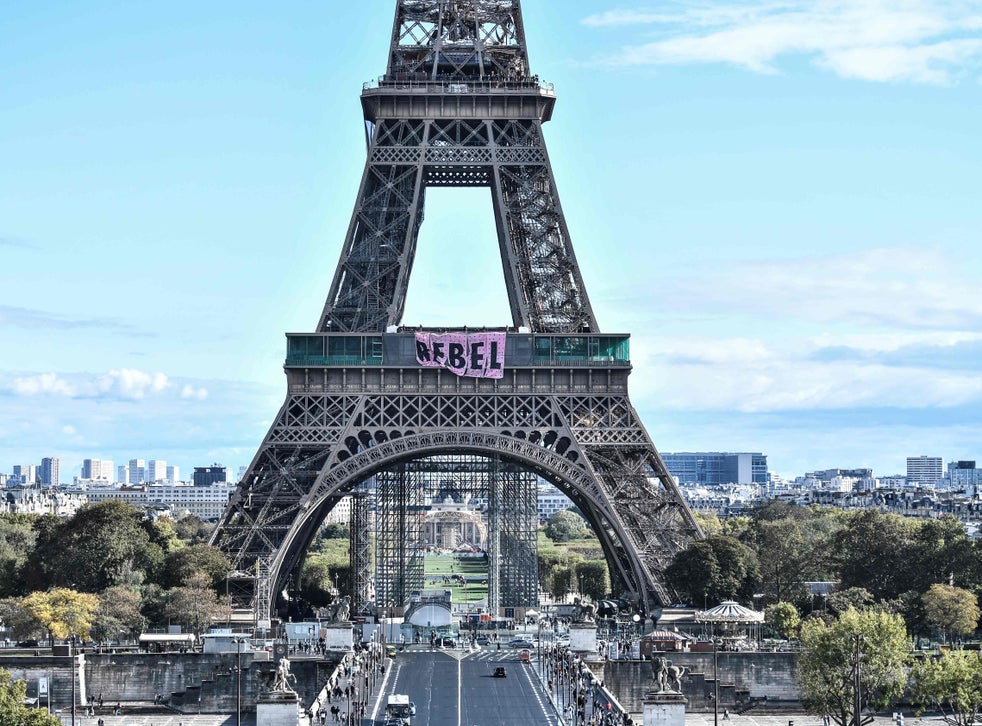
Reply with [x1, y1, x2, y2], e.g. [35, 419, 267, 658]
[568, 622, 598, 654]
[256, 692, 300, 726]
[324, 622, 354, 651]
[643, 691, 687, 726]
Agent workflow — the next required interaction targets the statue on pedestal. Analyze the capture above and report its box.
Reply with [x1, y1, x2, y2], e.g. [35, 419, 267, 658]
[572, 597, 596, 623]
[652, 656, 686, 693]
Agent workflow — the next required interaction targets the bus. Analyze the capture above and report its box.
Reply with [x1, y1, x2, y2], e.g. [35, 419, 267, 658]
[386, 694, 413, 725]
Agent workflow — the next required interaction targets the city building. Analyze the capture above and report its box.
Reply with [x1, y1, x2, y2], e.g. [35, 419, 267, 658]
[147, 459, 167, 483]
[117, 464, 129, 484]
[129, 458, 146, 484]
[11, 465, 37, 486]
[193, 464, 228, 487]
[949, 461, 982, 496]
[2, 486, 86, 517]
[40, 457, 60, 486]
[537, 482, 573, 522]
[323, 495, 353, 525]
[804, 468, 875, 492]
[82, 458, 113, 481]
[166, 465, 181, 483]
[82, 483, 235, 520]
[907, 456, 943, 487]
[662, 452, 768, 486]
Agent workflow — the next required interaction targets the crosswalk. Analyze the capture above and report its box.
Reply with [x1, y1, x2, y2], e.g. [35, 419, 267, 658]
[406, 646, 530, 663]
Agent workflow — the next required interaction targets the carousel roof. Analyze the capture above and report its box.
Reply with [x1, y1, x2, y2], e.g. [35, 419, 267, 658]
[694, 600, 764, 623]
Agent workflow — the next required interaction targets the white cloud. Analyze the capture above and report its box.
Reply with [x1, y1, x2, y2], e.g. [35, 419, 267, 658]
[180, 384, 209, 400]
[98, 369, 169, 399]
[583, 0, 982, 84]
[631, 334, 982, 412]
[11, 372, 77, 397]
[662, 247, 982, 330]
[62, 424, 77, 435]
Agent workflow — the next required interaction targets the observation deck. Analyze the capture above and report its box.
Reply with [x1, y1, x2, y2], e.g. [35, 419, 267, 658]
[361, 75, 557, 122]
[285, 332, 630, 369]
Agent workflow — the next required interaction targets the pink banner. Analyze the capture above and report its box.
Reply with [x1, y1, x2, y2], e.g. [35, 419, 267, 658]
[415, 332, 506, 379]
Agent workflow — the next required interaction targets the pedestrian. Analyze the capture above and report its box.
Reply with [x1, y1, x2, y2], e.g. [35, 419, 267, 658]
[723, 709, 730, 720]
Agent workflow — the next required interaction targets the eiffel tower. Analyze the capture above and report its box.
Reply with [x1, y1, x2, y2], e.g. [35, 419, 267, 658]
[211, 0, 703, 621]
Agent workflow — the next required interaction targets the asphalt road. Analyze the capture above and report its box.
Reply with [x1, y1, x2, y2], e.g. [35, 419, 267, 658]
[371, 646, 560, 726]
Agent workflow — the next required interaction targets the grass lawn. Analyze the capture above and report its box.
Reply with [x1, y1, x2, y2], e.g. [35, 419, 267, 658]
[423, 553, 489, 604]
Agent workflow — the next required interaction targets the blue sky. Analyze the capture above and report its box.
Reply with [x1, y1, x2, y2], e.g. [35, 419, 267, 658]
[2, 0, 981, 481]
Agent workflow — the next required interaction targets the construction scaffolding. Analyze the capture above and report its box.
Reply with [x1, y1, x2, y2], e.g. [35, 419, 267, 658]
[371, 454, 537, 612]
[348, 491, 374, 614]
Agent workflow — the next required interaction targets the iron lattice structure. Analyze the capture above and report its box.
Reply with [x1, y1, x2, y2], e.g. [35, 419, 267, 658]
[348, 492, 373, 614]
[211, 0, 702, 620]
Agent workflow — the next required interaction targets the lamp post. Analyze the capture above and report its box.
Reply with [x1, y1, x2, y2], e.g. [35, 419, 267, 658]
[234, 637, 245, 726]
[852, 634, 865, 726]
[69, 636, 76, 726]
[713, 639, 720, 726]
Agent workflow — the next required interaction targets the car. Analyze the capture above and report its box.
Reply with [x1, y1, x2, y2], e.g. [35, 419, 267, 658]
[16, 639, 40, 648]
[410, 702, 417, 716]
[493, 666, 507, 678]
[440, 637, 457, 648]
[475, 635, 490, 646]
[385, 644, 397, 658]
[507, 638, 534, 649]
[519, 649, 531, 663]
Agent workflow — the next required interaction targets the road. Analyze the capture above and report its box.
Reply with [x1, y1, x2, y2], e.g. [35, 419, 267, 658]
[372, 645, 560, 726]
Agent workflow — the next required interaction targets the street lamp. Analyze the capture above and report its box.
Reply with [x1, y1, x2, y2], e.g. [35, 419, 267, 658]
[234, 637, 245, 726]
[713, 638, 720, 726]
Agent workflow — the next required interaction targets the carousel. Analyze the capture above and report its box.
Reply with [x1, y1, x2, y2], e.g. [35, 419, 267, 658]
[693, 600, 764, 649]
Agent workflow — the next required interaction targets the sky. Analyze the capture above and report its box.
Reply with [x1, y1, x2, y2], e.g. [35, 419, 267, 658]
[1, 0, 981, 481]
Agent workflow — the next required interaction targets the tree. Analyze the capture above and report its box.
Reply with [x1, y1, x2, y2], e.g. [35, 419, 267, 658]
[19, 589, 99, 644]
[910, 649, 982, 726]
[921, 584, 980, 644]
[550, 566, 573, 601]
[172, 514, 214, 544]
[164, 573, 227, 635]
[765, 602, 801, 639]
[797, 608, 910, 726]
[25, 501, 164, 592]
[0, 515, 37, 598]
[545, 510, 587, 543]
[322, 523, 350, 540]
[575, 560, 610, 602]
[92, 586, 145, 643]
[827, 587, 875, 616]
[835, 511, 917, 601]
[163, 544, 230, 590]
[664, 535, 760, 606]
[0, 668, 59, 726]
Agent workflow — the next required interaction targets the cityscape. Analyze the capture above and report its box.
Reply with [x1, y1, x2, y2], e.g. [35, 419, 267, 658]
[2, 1, 981, 726]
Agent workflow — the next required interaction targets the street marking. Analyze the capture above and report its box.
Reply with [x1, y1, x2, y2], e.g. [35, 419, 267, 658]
[370, 658, 398, 724]
[457, 655, 463, 726]
[521, 661, 559, 726]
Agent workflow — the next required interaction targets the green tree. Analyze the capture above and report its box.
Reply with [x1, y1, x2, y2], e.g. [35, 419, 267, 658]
[550, 566, 573, 601]
[665, 535, 760, 606]
[0, 668, 59, 726]
[322, 523, 350, 540]
[163, 544, 230, 590]
[835, 511, 917, 601]
[173, 515, 214, 544]
[164, 572, 226, 635]
[575, 560, 610, 602]
[92, 586, 145, 643]
[764, 602, 801, 639]
[910, 649, 982, 726]
[26, 501, 164, 592]
[0, 515, 37, 598]
[797, 608, 910, 726]
[827, 587, 875, 616]
[921, 584, 980, 644]
[20, 589, 99, 644]
[545, 510, 587, 543]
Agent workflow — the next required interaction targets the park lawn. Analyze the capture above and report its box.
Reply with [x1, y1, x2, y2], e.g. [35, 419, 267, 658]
[423, 554, 489, 603]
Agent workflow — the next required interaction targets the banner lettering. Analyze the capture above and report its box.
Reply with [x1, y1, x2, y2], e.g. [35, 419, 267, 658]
[415, 332, 506, 379]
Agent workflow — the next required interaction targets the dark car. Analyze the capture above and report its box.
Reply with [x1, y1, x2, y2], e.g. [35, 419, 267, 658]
[16, 639, 40, 648]
[493, 666, 507, 678]
[440, 637, 457, 648]
[475, 635, 490, 646]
